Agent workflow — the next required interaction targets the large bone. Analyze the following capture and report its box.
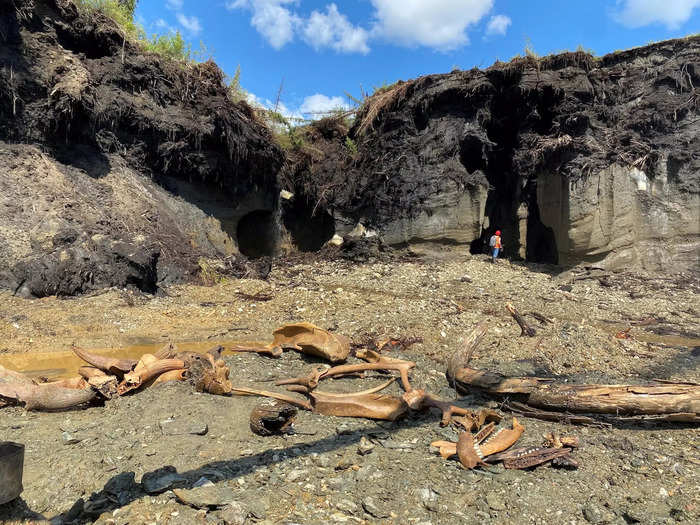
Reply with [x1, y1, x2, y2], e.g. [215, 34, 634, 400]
[118, 358, 186, 395]
[230, 387, 312, 411]
[44, 377, 88, 389]
[401, 389, 498, 427]
[231, 323, 351, 363]
[0, 381, 97, 410]
[72, 347, 137, 375]
[475, 417, 525, 457]
[0, 365, 35, 385]
[152, 369, 188, 385]
[311, 392, 408, 421]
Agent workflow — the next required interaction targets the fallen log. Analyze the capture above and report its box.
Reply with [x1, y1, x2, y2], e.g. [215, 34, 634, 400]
[452, 367, 700, 421]
[448, 324, 700, 423]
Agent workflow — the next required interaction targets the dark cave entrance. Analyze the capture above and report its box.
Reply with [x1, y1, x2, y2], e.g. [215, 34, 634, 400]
[282, 196, 335, 252]
[466, 82, 559, 264]
[237, 210, 278, 259]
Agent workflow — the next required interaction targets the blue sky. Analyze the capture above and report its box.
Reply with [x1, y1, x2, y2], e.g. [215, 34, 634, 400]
[136, 1, 700, 119]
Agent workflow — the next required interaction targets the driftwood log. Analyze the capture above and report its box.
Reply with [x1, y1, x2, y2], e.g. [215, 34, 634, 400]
[448, 325, 700, 423]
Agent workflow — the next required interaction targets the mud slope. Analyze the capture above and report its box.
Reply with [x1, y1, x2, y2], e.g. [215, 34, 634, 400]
[287, 38, 699, 271]
[0, 0, 283, 297]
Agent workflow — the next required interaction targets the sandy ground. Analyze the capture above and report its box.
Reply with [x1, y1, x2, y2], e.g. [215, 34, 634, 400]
[0, 247, 698, 524]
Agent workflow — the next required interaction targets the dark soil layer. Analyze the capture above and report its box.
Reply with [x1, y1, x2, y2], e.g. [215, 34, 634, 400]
[0, 0, 283, 297]
[286, 38, 699, 263]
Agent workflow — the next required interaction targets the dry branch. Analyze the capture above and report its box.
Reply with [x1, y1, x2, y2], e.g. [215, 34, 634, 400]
[506, 303, 536, 337]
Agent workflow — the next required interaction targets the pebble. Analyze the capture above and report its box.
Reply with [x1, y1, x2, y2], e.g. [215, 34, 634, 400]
[141, 466, 186, 494]
[217, 502, 248, 525]
[286, 469, 308, 483]
[419, 487, 439, 512]
[159, 418, 208, 436]
[582, 502, 604, 523]
[357, 437, 375, 456]
[336, 499, 359, 514]
[62, 431, 82, 445]
[362, 497, 390, 519]
[173, 486, 237, 509]
[486, 493, 506, 511]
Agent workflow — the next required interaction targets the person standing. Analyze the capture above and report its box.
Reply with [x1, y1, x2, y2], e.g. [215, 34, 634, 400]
[489, 230, 503, 263]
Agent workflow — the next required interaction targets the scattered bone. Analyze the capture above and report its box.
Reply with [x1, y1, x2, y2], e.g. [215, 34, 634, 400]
[0, 381, 97, 411]
[311, 392, 407, 421]
[402, 389, 489, 427]
[249, 400, 297, 436]
[457, 431, 485, 469]
[152, 369, 188, 386]
[476, 417, 525, 457]
[231, 323, 350, 362]
[71, 347, 136, 375]
[230, 387, 312, 411]
[118, 358, 186, 395]
[0, 365, 35, 385]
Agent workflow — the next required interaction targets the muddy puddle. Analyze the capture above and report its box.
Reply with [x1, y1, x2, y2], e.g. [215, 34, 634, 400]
[0, 340, 261, 380]
[592, 321, 700, 348]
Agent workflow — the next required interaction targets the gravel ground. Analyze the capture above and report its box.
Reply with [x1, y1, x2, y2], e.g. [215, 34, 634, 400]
[1, 247, 698, 524]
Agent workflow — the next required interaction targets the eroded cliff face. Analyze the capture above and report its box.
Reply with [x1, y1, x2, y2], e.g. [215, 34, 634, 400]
[288, 38, 699, 271]
[0, 0, 283, 296]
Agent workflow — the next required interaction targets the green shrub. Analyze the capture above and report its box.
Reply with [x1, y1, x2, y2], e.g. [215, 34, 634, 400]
[227, 65, 248, 103]
[74, 0, 199, 63]
[344, 136, 358, 156]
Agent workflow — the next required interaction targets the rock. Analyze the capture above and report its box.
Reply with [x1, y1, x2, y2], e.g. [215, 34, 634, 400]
[582, 503, 604, 524]
[141, 466, 186, 494]
[486, 493, 506, 511]
[245, 495, 269, 520]
[62, 431, 81, 445]
[310, 454, 332, 468]
[327, 234, 344, 247]
[357, 437, 375, 456]
[335, 452, 358, 471]
[173, 486, 238, 509]
[218, 502, 248, 525]
[362, 497, 390, 519]
[193, 477, 215, 488]
[335, 499, 359, 515]
[419, 488, 439, 512]
[286, 469, 308, 483]
[159, 418, 208, 436]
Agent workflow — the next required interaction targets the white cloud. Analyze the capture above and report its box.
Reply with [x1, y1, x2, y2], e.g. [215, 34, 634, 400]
[613, 0, 700, 28]
[303, 4, 370, 54]
[246, 92, 303, 121]
[370, 0, 494, 50]
[485, 14, 511, 36]
[166, 0, 184, 10]
[299, 94, 350, 115]
[176, 13, 202, 35]
[229, 0, 495, 52]
[155, 18, 176, 33]
[227, 0, 301, 49]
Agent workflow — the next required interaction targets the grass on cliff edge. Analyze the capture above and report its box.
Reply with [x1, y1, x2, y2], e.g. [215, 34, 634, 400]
[74, 0, 205, 62]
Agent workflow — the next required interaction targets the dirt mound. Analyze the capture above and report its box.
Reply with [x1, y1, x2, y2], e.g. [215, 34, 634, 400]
[286, 39, 700, 271]
[0, 0, 283, 297]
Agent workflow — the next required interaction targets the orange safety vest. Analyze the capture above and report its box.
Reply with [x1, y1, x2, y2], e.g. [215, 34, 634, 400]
[494, 236, 502, 249]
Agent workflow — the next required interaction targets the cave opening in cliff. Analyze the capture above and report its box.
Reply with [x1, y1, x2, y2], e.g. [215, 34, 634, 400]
[237, 210, 278, 259]
[282, 196, 335, 252]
